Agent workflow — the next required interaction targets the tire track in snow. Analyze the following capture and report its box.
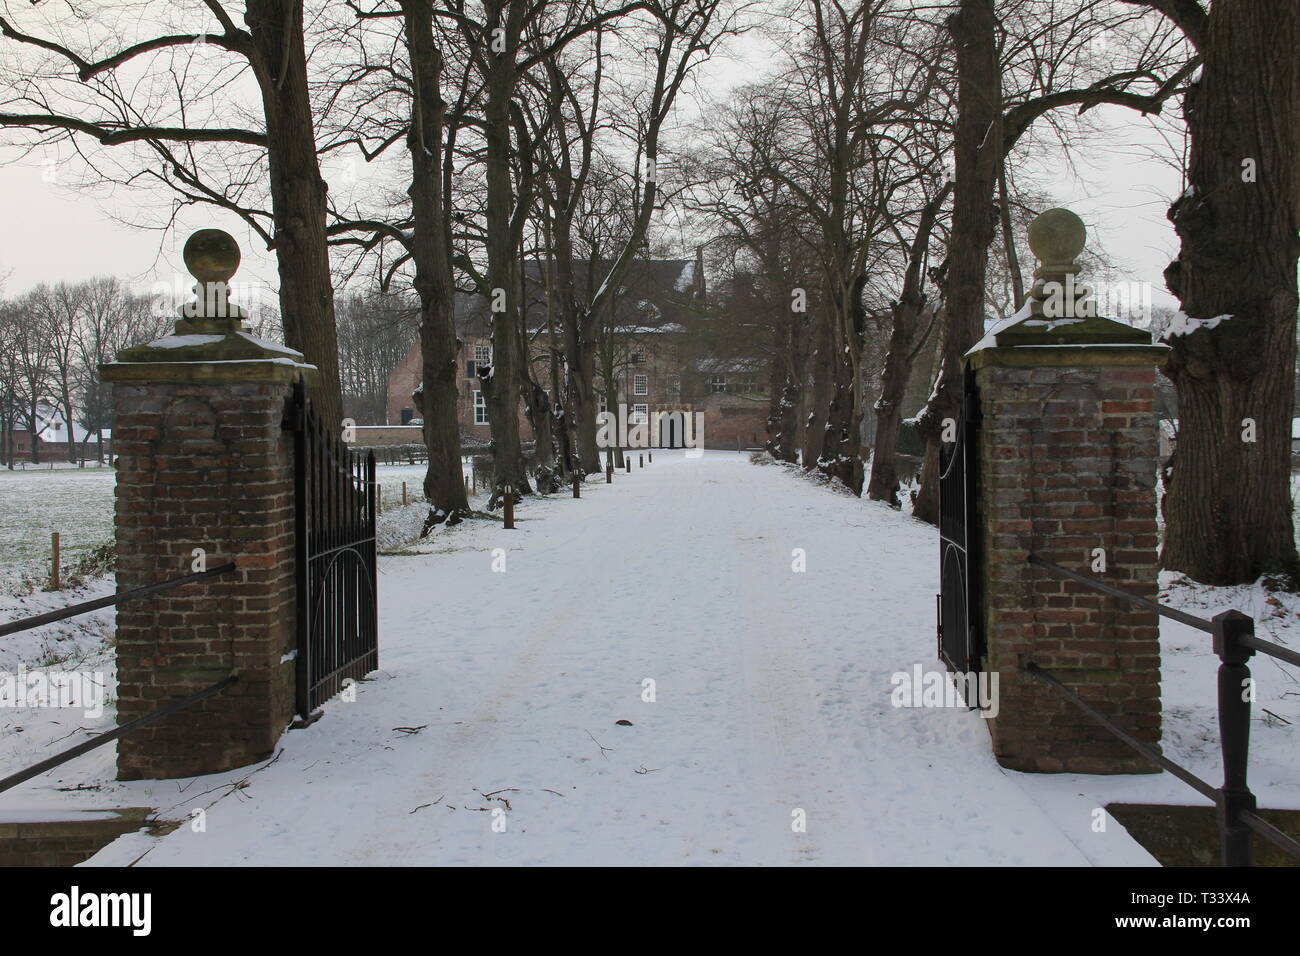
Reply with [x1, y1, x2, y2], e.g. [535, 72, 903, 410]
[727, 469, 877, 866]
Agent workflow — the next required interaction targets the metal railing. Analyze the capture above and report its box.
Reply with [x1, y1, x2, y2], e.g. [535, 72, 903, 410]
[0, 561, 239, 794]
[0, 562, 237, 638]
[0, 675, 237, 795]
[1025, 553, 1300, 866]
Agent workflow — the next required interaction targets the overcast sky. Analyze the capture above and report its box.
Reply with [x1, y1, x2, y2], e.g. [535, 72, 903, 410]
[0, 20, 1185, 315]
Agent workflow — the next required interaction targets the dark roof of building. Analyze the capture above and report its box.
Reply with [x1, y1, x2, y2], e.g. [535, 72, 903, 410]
[454, 258, 703, 338]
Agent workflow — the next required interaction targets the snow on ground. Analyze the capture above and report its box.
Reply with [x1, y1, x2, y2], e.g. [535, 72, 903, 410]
[0, 450, 1295, 865]
[0, 460, 477, 584]
[0, 467, 117, 581]
[0, 460, 471, 806]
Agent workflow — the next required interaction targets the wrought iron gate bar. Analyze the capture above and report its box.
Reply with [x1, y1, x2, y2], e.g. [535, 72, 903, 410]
[936, 368, 983, 682]
[288, 380, 378, 718]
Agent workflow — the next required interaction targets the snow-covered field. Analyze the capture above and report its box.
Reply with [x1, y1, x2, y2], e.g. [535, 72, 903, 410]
[0, 459, 477, 586]
[0, 467, 117, 583]
[1, 449, 1295, 866]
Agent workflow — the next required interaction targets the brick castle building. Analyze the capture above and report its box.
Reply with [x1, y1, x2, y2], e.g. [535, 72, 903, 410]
[385, 255, 768, 450]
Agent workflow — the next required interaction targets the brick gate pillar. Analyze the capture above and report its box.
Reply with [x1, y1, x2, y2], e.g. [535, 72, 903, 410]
[101, 230, 318, 780]
[970, 209, 1168, 773]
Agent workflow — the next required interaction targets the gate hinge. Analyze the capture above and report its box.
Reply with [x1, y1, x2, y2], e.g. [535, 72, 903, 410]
[282, 395, 304, 433]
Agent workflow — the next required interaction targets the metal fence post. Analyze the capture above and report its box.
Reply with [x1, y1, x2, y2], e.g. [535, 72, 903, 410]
[1213, 609, 1257, 867]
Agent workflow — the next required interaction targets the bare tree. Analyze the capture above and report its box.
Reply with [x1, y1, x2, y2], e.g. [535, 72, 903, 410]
[1125, 0, 1299, 583]
[524, 0, 734, 476]
[0, 0, 345, 426]
[74, 277, 165, 462]
[25, 282, 86, 463]
[335, 290, 418, 425]
[692, 81, 823, 463]
[867, 178, 951, 505]
[910, 0, 1199, 523]
[4, 289, 55, 463]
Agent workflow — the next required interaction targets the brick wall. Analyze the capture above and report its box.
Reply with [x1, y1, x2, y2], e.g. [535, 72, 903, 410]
[0, 809, 170, 866]
[385, 332, 771, 450]
[386, 343, 421, 426]
[112, 381, 297, 780]
[974, 355, 1162, 773]
[696, 396, 768, 450]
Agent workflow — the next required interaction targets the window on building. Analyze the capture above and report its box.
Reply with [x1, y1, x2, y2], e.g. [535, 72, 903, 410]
[634, 374, 648, 396]
[709, 375, 727, 394]
[466, 360, 475, 377]
[631, 404, 649, 425]
[631, 347, 645, 364]
[474, 389, 489, 424]
[733, 373, 761, 394]
[475, 345, 492, 365]
[666, 375, 681, 401]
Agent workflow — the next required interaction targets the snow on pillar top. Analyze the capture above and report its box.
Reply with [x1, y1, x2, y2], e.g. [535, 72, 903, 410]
[100, 229, 317, 385]
[981, 208, 1157, 351]
[1026, 207, 1087, 317]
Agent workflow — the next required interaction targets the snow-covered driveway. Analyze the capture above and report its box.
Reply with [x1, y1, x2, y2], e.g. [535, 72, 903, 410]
[86, 450, 1157, 866]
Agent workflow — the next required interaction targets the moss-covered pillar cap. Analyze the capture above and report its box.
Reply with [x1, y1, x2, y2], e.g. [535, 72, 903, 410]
[967, 208, 1169, 369]
[101, 229, 318, 386]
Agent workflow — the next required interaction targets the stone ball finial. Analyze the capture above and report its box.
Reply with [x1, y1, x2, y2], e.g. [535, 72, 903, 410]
[1027, 208, 1086, 266]
[183, 229, 241, 284]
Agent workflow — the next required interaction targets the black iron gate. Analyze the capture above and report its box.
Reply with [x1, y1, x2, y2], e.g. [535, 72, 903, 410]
[287, 380, 378, 718]
[937, 368, 983, 684]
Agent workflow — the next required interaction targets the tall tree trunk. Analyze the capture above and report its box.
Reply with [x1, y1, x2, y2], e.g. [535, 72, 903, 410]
[802, 310, 833, 469]
[552, 213, 600, 474]
[869, 183, 949, 505]
[60, 384, 76, 463]
[522, 375, 561, 493]
[1160, 0, 1300, 583]
[869, 301, 924, 506]
[401, 0, 470, 529]
[773, 312, 805, 463]
[998, 162, 1025, 310]
[517, 256, 561, 493]
[542, 227, 574, 480]
[26, 398, 39, 464]
[480, 16, 530, 501]
[819, 276, 867, 494]
[603, 376, 622, 469]
[245, 0, 343, 430]
[764, 317, 785, 457]
[596, 315, 624, 469]
[913, 0, 1002, 524]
